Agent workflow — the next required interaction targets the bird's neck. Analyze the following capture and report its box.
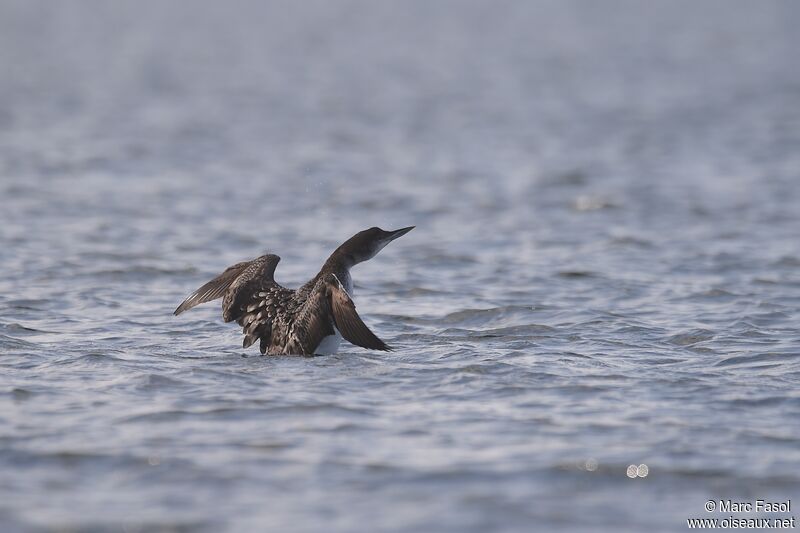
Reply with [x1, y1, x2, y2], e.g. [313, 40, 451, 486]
[320, 255, 353, 291]
[322, 247, 355, 273]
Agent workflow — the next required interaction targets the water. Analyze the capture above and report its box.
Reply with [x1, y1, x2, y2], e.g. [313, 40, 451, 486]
[1, 1, 799, 531]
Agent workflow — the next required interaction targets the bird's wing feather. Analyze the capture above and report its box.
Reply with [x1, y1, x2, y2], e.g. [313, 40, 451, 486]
[285, 281, 335, 355]
[209, 255, 287, 354]
[326, 274, 391, 352]
[174, 254, 287, 354]
[238, 284, 294, 353]
[286, 274, 390, 354]
[173, 260, 253, 315]
[220, 255, 281, 322]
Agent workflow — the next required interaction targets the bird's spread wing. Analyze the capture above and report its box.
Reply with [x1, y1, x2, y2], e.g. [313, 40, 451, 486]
[217, 255, 292, 354]
[286, 273, 390, 354]
[174, 255, 284, 349]
[233, 283, 294, 353]
[176, 256, 390, 355]
[173, 260, 253, 316]
[220, 255, 281, 322]
[175, 254, 291, 354]
[326, 274, 391, 352]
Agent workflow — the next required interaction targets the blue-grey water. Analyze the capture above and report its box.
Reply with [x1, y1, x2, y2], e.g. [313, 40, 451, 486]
[1, 1, 799, 531]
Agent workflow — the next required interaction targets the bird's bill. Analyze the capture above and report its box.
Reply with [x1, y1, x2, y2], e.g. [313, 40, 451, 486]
[386, 226, 415, 241]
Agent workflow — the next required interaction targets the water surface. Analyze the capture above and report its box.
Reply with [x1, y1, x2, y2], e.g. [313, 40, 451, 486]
[1, 1, 799, 531]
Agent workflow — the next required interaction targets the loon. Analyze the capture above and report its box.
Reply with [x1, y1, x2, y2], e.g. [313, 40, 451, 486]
[173, 226, 414, 355]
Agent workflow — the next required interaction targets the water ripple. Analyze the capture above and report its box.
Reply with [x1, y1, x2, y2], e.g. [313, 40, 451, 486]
[1, 2, 798, 532]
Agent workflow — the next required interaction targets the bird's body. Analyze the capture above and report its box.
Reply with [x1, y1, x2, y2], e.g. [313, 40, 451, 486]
[173, 226, 413, 355]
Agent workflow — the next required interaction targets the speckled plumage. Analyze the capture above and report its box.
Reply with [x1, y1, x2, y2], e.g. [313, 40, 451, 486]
[173, 226, 414, 355]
